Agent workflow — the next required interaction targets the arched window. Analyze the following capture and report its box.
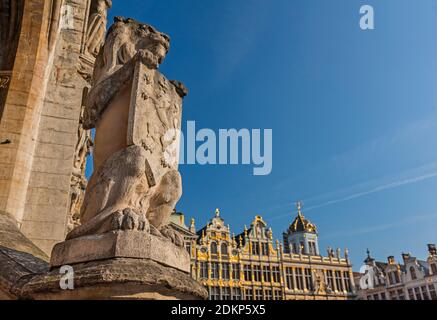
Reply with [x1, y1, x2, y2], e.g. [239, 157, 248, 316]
[221, 243, 228, 256]
[211, 242, 217, 254]
[410, 266, 417, 280]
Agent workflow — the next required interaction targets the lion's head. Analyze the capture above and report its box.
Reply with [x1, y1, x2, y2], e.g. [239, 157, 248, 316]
[92, 16, 171, 85]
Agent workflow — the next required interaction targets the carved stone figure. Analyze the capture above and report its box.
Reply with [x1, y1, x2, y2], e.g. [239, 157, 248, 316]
[313, 269, 327, 295]
[86, 0, 112, 58]
[52, 18, 190, 274]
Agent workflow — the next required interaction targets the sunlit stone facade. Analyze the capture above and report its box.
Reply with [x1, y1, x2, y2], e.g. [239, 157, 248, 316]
[354, 245, 437, 300]
[171, 204, 356, 300]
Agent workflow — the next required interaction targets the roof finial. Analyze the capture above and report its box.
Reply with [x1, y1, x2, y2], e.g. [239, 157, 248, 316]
[296, 201, 303, 215]
[215, 208, 220, 217]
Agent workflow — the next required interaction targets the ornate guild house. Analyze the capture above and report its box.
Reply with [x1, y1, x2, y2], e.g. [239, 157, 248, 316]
[354, 245, 437, 300]
[170, 203, 356, 300]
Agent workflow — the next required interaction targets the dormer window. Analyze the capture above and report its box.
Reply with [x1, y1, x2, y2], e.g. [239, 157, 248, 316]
[410, 266, 417, 280]
[389, 271, 400, 285]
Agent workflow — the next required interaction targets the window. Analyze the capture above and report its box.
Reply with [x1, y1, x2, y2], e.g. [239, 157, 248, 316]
[305, 268, 313, 291]
[222, 263, 230, 280]
[380, 292, 386, 300]
[408, 288, 415, 300]
[296, 268, 304, 290]
[285, 267, 295, 290]
[251, 242, 260, 255]
[221, 243, 228, 256]
[222, 287, 231, 300]
[335, 271, 343, 292]
[308, 241, 317, 255]
[272, 266, 281, 283]
[244, 265, 252, 282]
[373, 294, 379, 300]
[389, 291, 396, 300]
[211, 262, 219, 279]
[410, 266, 417, 280]
[343, 271, 351, 292]
[200, 262, 208, 279]
[421, 286, 429, 300]
[394, 272, 400, 283]
[245, 288, 253, 300]
[273, 289, 282, 300]
[397, 289, 405, 300]
[211, 242, 218, 255]
[261, 242, 269, 255]
[414, 287, 422, 300]
[293, 243, 299, 254]
[263, 266, 271, 283]
[264, 289, 272, 300]
[253, 265, 262, 282]
[232, 288, 242, 300]
[429, 285, 437, 300]
[210, 287, 220, 300]
[186, 242, 191, 255]
[389, 272, 396, 285]
[232, 263, 240, 280]
[326, 270, 334, 291]
[254, 289, 263, 300]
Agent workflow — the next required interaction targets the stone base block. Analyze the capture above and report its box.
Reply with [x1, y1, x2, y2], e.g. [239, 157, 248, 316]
[19, 258, 208, 300]
[50, 230, 190, 273]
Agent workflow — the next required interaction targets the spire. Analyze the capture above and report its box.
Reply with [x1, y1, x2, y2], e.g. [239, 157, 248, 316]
[288, 201, 317, 234]
[364, 248, 375, 264]
[215, 208, 220, 217]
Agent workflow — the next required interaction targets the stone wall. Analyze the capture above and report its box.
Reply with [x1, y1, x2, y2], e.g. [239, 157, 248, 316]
[0, 0, 98, 255]
[20, 0, 91, 254]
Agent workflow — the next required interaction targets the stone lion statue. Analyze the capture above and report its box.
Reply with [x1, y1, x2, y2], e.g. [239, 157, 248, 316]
[67, 17, 187, 247]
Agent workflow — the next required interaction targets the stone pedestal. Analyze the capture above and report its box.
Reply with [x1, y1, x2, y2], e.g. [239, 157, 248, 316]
[51, 230, 190, 273]
[20, 258, 207, 300]
[35, 230, 207, 300]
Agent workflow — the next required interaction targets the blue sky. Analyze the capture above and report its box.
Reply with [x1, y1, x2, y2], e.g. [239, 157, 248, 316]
[87, 0, 437, 269]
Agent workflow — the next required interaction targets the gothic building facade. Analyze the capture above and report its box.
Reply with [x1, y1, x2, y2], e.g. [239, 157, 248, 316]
[171, 204, 356, 300]
[354, 245, 437, 300]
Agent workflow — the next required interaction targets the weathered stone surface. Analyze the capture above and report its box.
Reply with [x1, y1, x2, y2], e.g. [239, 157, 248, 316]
[20, 258, 207, 300]
[51, 230, 190, 273]
[0, 211, 49, 299]
[0, 212, 48, 262]
[0, 0, 107, 255]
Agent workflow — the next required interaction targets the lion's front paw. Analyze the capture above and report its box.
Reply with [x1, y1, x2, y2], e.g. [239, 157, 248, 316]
[111, 208, 150, 232]
[136, 49, 159, 69]
[159, 225, 184, 247]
